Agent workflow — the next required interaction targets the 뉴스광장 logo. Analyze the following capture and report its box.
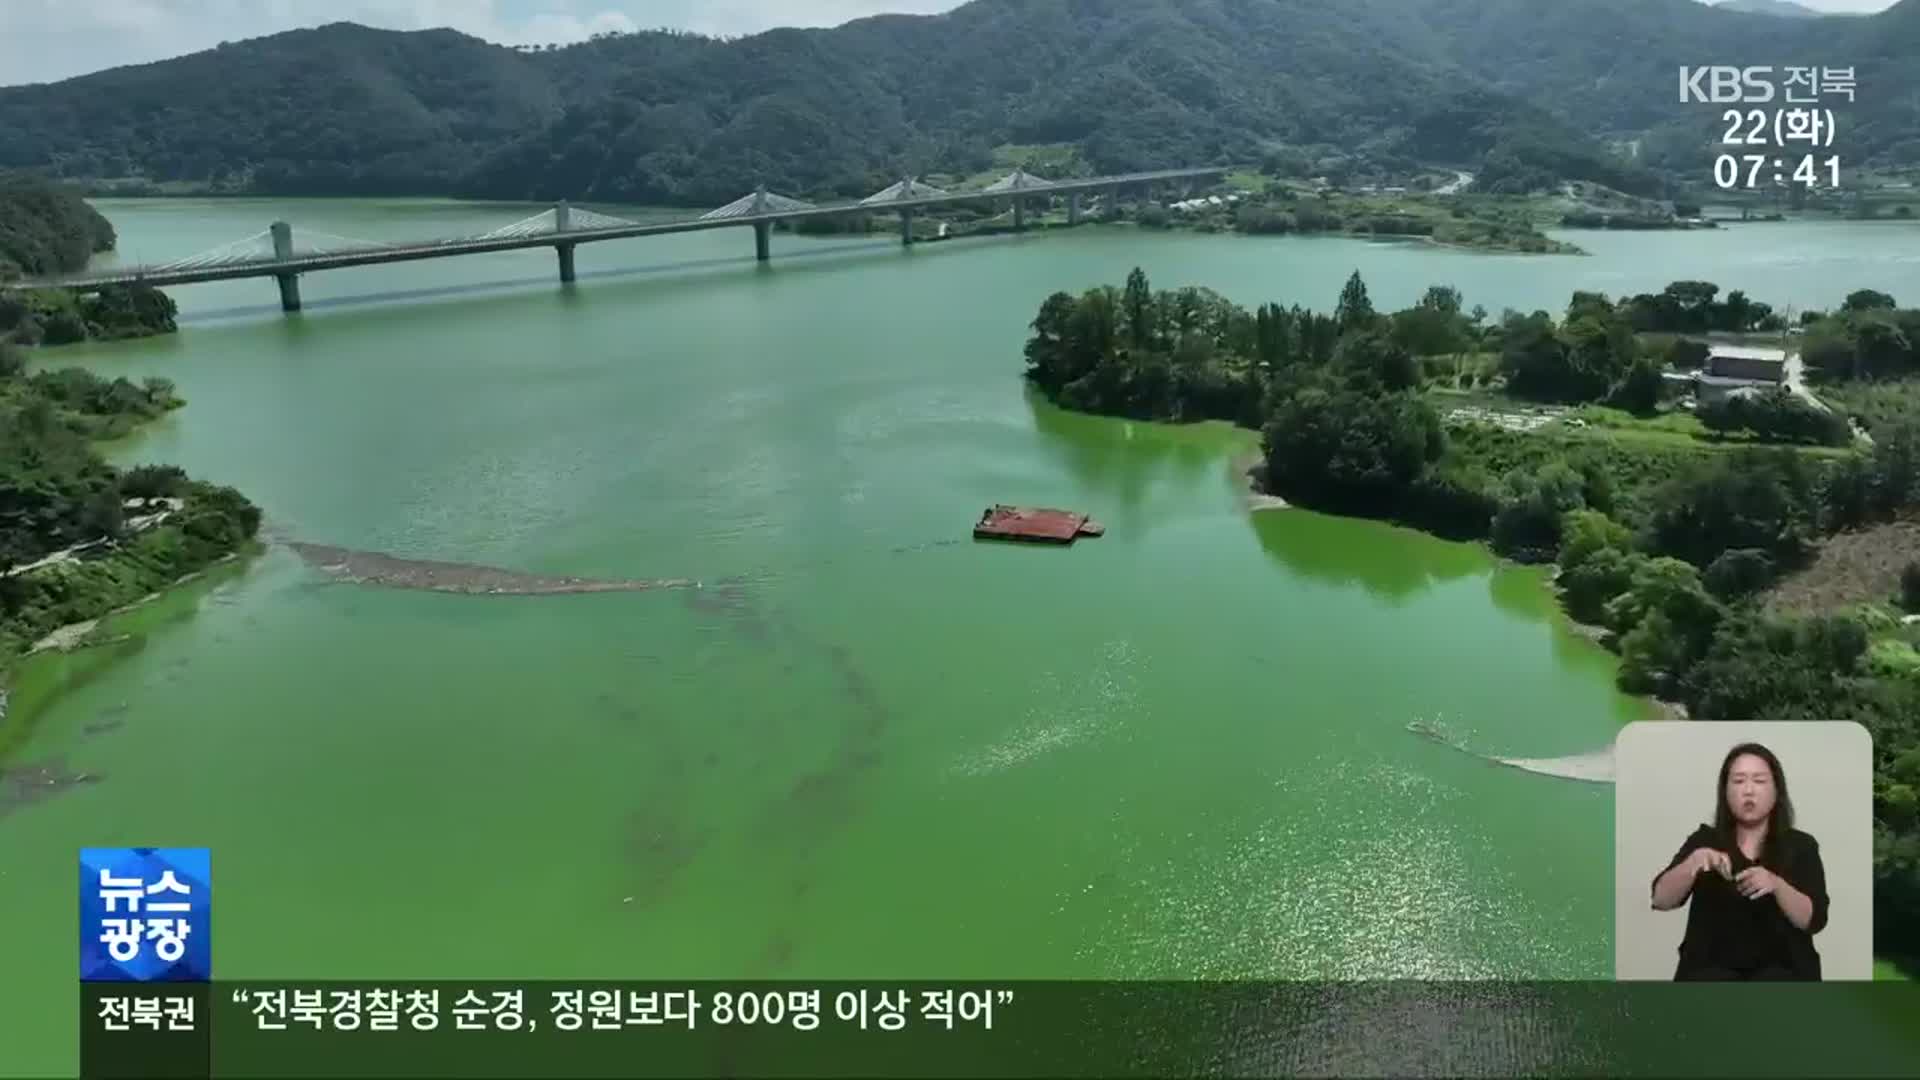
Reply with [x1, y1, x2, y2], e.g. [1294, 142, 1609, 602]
[79, 847, 210, 982]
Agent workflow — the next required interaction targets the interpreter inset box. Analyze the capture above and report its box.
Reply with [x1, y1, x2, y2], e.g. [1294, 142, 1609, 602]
[1614, 721, 1872, 981]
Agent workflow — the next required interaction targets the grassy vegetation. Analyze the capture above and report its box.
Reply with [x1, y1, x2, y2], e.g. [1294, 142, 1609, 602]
[1565, 403, 1708, 440]
[1817, 375, 1920, 438]
[1221, 169, 1272, 195]
[1441, 424, 1704, 527]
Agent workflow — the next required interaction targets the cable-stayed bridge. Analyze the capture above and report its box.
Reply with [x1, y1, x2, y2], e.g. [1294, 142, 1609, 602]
[0, 167, 1226, 313]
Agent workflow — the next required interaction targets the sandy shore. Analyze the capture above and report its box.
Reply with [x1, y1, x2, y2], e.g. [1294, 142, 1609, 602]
[1491, 747, 1615, 784]
[28, 619, 99, 655]
[1236, 451, 1291, 511]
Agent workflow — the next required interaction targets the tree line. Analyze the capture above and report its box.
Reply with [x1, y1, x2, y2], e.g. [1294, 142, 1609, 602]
[1023, 269, 1920, 959]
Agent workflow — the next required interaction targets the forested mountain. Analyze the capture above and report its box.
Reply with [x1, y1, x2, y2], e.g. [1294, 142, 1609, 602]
[2, 0, 1916, 205]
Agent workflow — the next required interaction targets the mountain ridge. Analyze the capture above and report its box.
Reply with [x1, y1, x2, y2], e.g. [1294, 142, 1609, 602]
[2, 0, 1914, 203]
[1713, 0, 1825, 16]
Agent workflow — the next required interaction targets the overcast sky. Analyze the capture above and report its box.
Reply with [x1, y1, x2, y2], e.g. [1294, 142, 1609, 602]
[0, 0, 1900, 88]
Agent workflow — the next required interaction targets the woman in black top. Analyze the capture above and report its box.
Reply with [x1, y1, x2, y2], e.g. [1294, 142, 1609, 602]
[1649, 741, 1830, 980]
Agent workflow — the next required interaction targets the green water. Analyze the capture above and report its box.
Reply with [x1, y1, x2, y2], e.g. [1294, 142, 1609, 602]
[6, 202, 1920, 1075]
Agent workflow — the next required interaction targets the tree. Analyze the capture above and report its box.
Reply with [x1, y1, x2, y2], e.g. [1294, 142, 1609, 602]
[1704, 548, 1777, 600]
[1490, 463, 1588, 560]
[1023, 291, 1084, 391]
[1558, 314, 1635, 401]
[1335, 271, 1374, 332]
[1335, 329, 1417, 392]
[1821, 452, 1875, 530]
[1852, 318, 1913, 379]
[1843, 289, 1897, 312]
[1262, 381, 1443, 506]
[1420, 285, 1463, 317]
[1618, 609, 1688, 692]
[1663, 281, 1721, 331]
[1720, 290, 1752, 332]
[1611, 355, 1665, 415]
[1647, 450, 1819, 567]
[1123, 267, 1153, 350]
[1561, 546, 1643, 625]
[121, 464, 190, 500]
[1799, 317, 1855, 375]
[1498, 310, 1566, 399]
[1901, 561, 1920, 613]
[1603, 557, 1724, 683]
[1558, 509, 1633, 571]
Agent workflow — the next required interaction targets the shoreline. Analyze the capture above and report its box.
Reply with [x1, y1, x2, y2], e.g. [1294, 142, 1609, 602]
[1229, 432, 1683, 729]
[24, 553, 234, 658]
[1235, 450, 1291, 511]
[0, 552, 245, 744]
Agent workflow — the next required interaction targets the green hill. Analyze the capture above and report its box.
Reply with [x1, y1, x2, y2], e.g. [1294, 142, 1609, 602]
[1, 0, 1915, 204]
[0, 173, 116, 280]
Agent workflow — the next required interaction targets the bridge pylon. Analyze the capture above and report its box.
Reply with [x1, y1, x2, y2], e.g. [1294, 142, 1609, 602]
[271, 221, 301, 313]
[554, 200, 577, 284]
[752, 187, 772, 262]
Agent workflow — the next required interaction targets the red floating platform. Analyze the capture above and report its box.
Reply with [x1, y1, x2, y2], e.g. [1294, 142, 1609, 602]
[973, 505, 1106, 544]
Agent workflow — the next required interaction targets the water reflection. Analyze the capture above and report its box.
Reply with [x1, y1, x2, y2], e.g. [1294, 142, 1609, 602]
[1251, 509, 1484, 605]
[1023, 388, 1243, 532]
[1486, 563, 1552, 621]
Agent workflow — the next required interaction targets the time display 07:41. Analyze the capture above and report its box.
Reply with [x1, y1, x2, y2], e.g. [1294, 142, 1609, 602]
[1713, 153, 1839, 190]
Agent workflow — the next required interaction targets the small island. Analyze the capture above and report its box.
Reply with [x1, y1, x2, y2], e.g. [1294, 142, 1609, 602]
[1024, 266, 1920, 965]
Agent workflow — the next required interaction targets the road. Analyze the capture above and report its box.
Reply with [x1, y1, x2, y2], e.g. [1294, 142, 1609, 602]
[1435, 171, 1474, 196]
[1783, 350, 1822, 410]
[1783, 349, 1875, 446]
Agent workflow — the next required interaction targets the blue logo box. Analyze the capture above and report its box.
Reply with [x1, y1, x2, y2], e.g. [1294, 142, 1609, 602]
[79, 847, 211, 982]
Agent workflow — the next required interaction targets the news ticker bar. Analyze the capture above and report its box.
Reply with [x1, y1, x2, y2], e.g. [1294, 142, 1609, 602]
[81, 981, 1920, 1080]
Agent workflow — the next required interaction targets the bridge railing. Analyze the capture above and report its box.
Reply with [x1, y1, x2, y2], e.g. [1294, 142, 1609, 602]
[3, 166, 1235, 290]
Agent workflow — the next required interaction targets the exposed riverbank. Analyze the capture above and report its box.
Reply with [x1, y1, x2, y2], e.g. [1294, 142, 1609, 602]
[285, 541, 701, 595]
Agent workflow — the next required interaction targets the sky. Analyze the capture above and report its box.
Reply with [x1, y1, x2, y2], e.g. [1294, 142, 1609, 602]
[0, 0, 1901, 88]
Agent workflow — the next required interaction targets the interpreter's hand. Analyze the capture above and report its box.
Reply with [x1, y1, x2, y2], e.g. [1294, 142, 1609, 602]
[1736, 866, 1781, 900]
[1691, 847, 1734, 879]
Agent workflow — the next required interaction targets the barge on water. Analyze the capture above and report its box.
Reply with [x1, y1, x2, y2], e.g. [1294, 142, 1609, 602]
[973, 505, 1106, 545]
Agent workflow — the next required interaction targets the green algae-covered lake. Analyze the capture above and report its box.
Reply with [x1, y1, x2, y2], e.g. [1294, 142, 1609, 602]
[5, 202, 1920, 1075]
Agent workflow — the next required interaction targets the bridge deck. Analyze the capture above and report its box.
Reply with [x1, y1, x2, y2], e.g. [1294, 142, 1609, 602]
[7, 167, 1227, 292]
